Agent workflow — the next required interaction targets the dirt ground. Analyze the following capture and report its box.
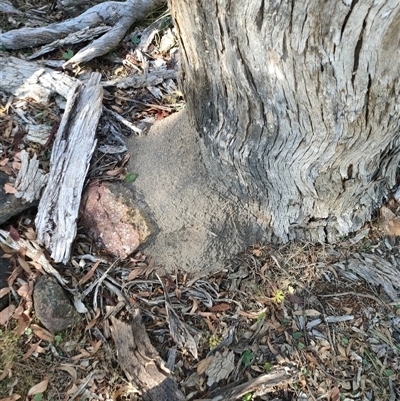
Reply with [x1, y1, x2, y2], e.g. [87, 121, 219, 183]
[126, 109, 267, 275]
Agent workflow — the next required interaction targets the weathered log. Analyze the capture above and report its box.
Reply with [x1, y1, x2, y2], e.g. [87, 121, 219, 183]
[110, 312, 186, 401]
[35, 73, 103, 264]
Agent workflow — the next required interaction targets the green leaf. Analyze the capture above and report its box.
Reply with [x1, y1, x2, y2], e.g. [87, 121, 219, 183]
[341, 337, 349, 345]
[125, 173, 138, 183]
[131, 34, 141, 45]
[385, 369, 395, 376]
[242, 393, 252, 401]
[33, 394, 44, 401]
[298, 342, 305, 350]
[263, 362, 272, 372]
[242, 350, 254, 367]
[62, 49, 74, 60]
[54, 334, 63, 344]
[292, 332, 302, 340]
[280, 318, 289, 326]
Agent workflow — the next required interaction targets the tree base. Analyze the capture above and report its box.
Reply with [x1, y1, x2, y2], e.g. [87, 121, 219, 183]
[126, 111, 268, 273]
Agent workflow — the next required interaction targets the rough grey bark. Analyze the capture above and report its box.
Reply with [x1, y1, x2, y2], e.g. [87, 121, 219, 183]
[170, 0, 400, 242]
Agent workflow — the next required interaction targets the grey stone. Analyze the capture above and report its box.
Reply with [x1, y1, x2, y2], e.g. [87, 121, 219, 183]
[0, 172, 38, 225]
[33, 275, 81, 333]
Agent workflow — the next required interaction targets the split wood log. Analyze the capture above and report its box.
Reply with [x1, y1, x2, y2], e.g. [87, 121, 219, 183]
[200, 368, 297, 401]
[0, 0, 166, 67]
[35, 73, 103, 264]
[110, 312, 186, 401]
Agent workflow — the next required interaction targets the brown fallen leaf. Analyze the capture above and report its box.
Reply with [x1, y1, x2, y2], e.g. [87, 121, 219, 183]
[78, 260, 101, 285]
[0, 304, 16, 325]
[22, 341, 42, 361]
[27, 377, 49, 396]
[0, 287, 10, 298]
[56, 365, 78, 381]
[331, 387, 340, 401]
[31, 324, 54, 342]
[0, 395, 21, 401]
[197, 355, 214, 375]
[9, 226, 20, 242]
[17, 256, 33, 275]
[3, 182, 17, 194]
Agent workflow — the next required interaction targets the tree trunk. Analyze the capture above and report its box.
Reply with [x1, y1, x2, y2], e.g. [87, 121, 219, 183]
[169, 0, 400, 242]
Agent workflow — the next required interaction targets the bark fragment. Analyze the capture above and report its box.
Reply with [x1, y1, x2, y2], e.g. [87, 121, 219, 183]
[110, 312, 186, 401]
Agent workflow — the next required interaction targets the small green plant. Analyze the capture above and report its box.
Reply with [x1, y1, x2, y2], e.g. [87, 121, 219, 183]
[272, 289, 285, 303]
[131, 33, 141, 45]
[208, 334, 221, 349]
[54, 334, 63, 346]
[298, 342, 305, 350]
[33, 394, 44, 401]
[256, 312, 266, 322]
[125, 172, 138, 183]
[341, 337, 349, 345]
[62, 49, 74, 60]
[263, 362, 272, 372]
[292, 332, 302, 340]
[242, 350, 254, 367]
[242, 393, 252, 401]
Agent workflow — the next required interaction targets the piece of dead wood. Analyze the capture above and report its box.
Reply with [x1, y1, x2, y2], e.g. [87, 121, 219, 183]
[199, 368, 297, 401]
[0, 0, 22, 14]
[0, 0, 166, 67]
[35, 73, 103, 264]
[110, 311, 186, 401]
[0, 56, 76, 103]
[103, 68, 177, 89]
[27, 25, 112, 60]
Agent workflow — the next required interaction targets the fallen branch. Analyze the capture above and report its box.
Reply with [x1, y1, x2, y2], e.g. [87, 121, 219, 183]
[0, 0, 166, 67]
[102, 68, 177, 89]
[200, 368, 297, 401]
[35, 73, 103, 263]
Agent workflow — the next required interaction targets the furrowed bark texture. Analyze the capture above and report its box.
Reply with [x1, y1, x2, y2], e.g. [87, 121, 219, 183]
[170, 0, 400, 242]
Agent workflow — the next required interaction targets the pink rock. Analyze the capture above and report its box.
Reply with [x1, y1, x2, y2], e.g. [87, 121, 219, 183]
[80, 182, 151, 259]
